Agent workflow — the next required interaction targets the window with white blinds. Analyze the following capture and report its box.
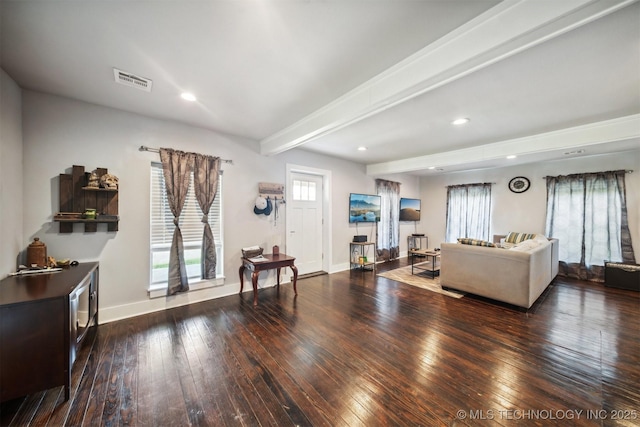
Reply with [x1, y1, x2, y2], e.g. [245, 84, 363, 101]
[150, 162, 223, 290]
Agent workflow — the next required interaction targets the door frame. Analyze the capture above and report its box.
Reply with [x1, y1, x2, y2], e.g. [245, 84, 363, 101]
[286, 163, 332, 274]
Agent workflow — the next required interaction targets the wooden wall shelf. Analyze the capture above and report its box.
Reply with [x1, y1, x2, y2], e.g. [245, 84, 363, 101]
[55, 165, 119, 233]
[53, 216, 119, 224]
[81, 187, 118, 192]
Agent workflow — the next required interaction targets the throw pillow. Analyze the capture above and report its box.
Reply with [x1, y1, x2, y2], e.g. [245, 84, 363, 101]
[457, 238, 496, 247]
[505, 232, 537, 244]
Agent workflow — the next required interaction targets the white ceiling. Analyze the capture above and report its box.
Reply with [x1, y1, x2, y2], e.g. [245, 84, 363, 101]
[2, 0, 639, 176]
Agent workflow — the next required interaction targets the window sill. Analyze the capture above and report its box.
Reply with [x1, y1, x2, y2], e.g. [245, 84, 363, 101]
[148, 276, 225, 299]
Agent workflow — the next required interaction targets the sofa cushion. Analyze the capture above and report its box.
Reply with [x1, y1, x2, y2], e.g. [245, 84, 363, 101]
[457, 238, 496, 247]
[509, 239, 541, 252]
[533, 234, 550, 244]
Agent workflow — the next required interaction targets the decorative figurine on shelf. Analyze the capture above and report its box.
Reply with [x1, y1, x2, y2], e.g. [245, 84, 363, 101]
[100, 173, 119, 189]
[83, 208, 96, 219]
[87, 171, 100, 188]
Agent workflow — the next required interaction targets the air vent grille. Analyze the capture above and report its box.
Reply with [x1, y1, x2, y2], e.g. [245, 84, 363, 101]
[113, 68, 153, 92]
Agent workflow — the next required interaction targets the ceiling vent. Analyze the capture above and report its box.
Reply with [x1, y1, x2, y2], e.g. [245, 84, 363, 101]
[113, 68, 152, 92]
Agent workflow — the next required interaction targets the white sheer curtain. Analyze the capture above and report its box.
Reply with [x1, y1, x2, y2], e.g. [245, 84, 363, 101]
[445, 183, 492, 243]
[376, 179, 400, 261]
[545, 170, 635, 281]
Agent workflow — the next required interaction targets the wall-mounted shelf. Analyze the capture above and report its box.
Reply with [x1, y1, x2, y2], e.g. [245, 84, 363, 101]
[54, 165, 119, 233]
[81, 187, 118, 192]
[53, 216, 119, 224]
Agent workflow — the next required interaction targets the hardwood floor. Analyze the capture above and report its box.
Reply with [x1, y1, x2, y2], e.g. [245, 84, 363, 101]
[2, 258, 639, 426]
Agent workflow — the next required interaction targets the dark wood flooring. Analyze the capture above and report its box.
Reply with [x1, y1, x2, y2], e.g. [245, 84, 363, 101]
[2, 258, 639, 426]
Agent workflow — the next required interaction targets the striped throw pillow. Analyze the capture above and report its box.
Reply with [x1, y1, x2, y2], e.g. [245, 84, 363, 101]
[504, 232, 537, 244]
[457, 238, 496, 247]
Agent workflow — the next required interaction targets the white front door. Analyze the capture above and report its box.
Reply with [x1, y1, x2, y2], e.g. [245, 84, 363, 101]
[287, 172, 323, 275]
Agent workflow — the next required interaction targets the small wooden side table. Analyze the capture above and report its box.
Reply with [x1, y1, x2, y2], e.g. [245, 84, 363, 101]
[239, 253, 298, 306]
[409, 249, 441, 278]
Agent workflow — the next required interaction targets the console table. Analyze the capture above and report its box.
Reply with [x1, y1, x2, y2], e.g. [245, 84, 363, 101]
[239, 254, 298, 306]
[0, 262, 99, 402]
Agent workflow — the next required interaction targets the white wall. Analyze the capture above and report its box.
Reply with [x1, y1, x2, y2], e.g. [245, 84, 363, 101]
[420, 151, 640, 255]
[20, 89, 636, 323]
[0, 69, 23, 274]
[20, 90, 418, 322]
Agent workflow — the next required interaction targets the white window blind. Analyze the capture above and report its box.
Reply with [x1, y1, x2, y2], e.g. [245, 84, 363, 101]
[150, 162, 223, 290]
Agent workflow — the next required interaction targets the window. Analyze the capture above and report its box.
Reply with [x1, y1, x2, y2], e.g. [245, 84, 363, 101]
[545, 170, 635, 281]
[292, 179, 316, 201]
[445, 183, 492, 243]
[150, 162, 223, 294]
[376, 179, 400, 261]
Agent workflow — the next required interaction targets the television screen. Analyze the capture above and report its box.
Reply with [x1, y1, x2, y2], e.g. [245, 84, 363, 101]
[399, 198, 421, 221]
[349, 193, 381, 223]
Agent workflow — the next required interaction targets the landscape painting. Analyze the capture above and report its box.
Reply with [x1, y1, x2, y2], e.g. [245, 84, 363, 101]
[399, 198, 421, 221]
[349, 193, 381, 223]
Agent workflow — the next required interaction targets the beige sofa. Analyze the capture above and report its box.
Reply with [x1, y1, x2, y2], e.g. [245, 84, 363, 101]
[440, 235, 559, 309]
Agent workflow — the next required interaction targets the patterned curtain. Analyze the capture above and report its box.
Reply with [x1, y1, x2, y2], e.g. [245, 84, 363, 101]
[445, 183, 492, 243]
[159, 148, 195, 295]
[376, 179, 401, 261]
[545, 170, 635, 282]
[193, 153, 221, 280]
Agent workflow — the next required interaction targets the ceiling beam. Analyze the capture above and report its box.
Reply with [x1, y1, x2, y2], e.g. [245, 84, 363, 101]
[260, 0, 636, 156]
[365, 114, 640, 175]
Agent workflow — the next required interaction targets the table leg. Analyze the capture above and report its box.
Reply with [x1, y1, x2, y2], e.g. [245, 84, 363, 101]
[291, 264, 298, 295]
[238, 265, 245, 294]
[411, 252, 415, 275]
[431, 256, 435, 278]
[276, 267, 281, 287]
[252, 269, 260, 306]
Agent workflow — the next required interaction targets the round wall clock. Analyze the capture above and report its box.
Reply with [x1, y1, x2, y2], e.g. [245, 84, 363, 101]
[508, 176, 530, 193]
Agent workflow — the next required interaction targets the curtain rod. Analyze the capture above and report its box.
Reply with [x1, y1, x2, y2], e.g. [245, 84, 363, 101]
[139, 145, 233, 165]
[446, 182, 496, 187]
[542, 169, 633, 179]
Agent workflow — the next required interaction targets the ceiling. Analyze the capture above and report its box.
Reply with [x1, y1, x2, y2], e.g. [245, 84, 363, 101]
[2, 0, 639, 176]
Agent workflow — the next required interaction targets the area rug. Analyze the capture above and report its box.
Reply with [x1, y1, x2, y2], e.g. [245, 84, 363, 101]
[377, 265, 464, 298]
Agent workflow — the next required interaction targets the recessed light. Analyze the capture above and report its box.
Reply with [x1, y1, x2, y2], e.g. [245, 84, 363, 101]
[357, 146, 367, 151]
[428, 166, 436, 170]
[506, 155, 517, 159]
[452, 118, 470, 125]
[181, 92, 197, 102]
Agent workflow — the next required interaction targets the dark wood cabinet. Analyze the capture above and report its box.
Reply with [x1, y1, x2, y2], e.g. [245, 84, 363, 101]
[0, 262, 99, 402]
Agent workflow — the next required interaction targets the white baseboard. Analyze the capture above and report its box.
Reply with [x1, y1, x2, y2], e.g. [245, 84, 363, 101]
[99, 262, 373, 324]
[330, 262, 351, 273]
[99, 275, 290, 324]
